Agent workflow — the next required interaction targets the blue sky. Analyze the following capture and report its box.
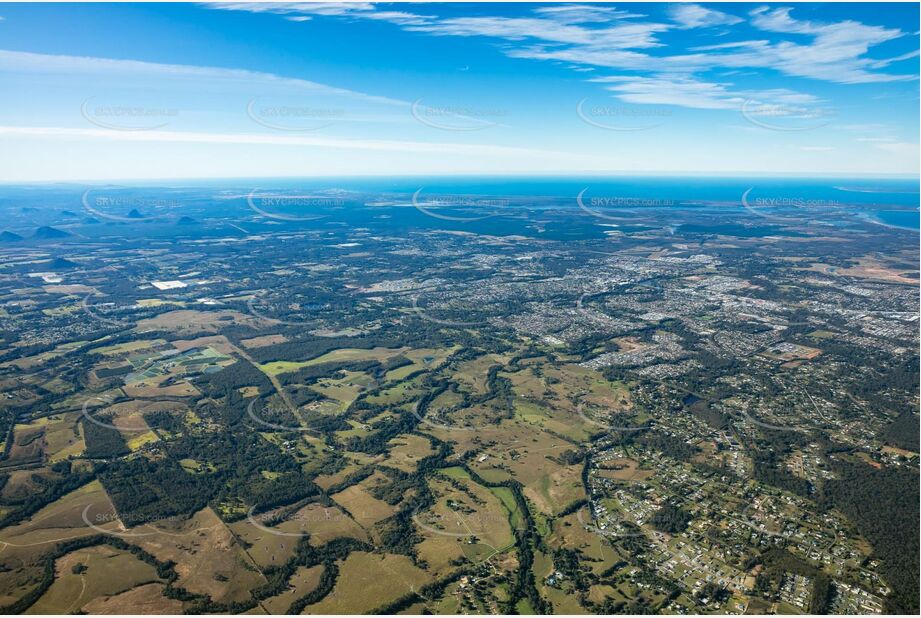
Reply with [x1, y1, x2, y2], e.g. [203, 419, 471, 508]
[0, 2, 918, 181]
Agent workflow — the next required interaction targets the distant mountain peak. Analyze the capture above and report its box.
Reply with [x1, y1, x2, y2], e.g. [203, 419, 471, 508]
[49, 257, 79, 269]
[33, 226, 71, 239]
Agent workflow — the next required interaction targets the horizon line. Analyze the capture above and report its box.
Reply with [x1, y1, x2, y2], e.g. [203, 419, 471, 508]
[2, 171, 919, 186]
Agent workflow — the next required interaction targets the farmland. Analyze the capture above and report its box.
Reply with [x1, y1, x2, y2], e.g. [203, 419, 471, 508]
[0, 177, 917, 615]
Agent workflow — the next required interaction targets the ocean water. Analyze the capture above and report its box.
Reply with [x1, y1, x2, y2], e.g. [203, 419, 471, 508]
[875, 209, 920, 230]
[201, 175, 916, 201]
[239, 175, 921, 229]
[200, 174, 914, 200]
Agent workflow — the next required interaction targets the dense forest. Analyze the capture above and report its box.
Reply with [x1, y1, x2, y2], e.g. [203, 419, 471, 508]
[821, 458, 920, 613]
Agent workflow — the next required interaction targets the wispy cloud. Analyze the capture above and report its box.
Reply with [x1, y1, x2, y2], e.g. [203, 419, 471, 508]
[205, 2, 916, 116]
[869, 49, 921, 68]
[533, 4, 647, 23]
[745, 6, 911, 83]
[208, 3, 375, 18]
[590, 74, 744, 109]
[0, 125, 568, 159]
[668, 4, 742, 29]
[590, 74, 819, 111]
[406, 16, 669, 51]
[874, 141, 921, 156]
[0, 49, 407, 107]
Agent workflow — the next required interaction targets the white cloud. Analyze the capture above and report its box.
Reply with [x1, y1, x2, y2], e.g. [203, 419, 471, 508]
[750, 5, 895, 42]
[206, 3, 375, 18]
[590, 74, 823, 113]
[842, 123, 893, 132]
[505, 45, 654, 71]
[209, 0, 912, 90]
[668, 4, 742, 29]
[874, 141, 920, 156]
[0, 125, 566, 159]
[870, 49, 921, 68]
[209, 2, 671, 50]
[360, 11, 434, 27]
[534, 5, 646, 23]
[746, 6, 911, 83]
[203, 3, 918, 106]
[0, 49, 407, 107]
[206, 2, 433, 25]
[405, 16, 669, 50]
[591, 74, 744, 109]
